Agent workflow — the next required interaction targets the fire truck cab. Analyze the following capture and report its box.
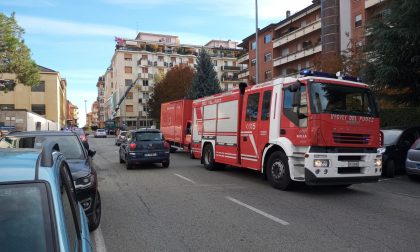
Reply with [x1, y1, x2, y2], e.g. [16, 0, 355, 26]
[191, 70, 382, 190]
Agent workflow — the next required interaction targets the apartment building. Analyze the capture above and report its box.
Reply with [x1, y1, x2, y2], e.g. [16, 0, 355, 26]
[0, 65, 67, 129]
[102, 32, 244, 128]
[351, 0, 388, 45]
[91, 101, 99, 127]
[96, 76, 105, 128]
[238, 0, 362, 82]
[66, 100, 79, 127]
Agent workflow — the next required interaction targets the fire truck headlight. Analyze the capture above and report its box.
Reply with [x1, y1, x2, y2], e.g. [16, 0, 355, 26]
[375, 158, 382, 167]
[314, 159, 329, 167]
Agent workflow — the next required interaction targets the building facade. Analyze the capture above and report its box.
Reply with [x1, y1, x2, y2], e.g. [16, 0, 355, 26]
[101, 32, 244, 129]
[66, 100, 79, 127]
[0, 65, 67, 129]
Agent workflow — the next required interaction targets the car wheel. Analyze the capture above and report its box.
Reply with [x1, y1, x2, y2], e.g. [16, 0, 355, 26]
[383, 159, 396, 178]
[267, 151, 293, 190]
[162, 160, 170, 168]
[189, 145, 195, 159]
[88, 192, 101, 231]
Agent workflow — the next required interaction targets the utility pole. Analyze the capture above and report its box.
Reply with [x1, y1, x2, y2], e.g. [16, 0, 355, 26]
[255, 0, 259, 85]
[84, 100, 87, 127]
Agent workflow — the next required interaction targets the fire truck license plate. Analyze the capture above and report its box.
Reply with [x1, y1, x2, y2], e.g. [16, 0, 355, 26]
[348, 161, 359, 167]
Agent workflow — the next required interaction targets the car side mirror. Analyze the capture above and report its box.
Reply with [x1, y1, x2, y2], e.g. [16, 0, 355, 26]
[88, 149, 96, 157]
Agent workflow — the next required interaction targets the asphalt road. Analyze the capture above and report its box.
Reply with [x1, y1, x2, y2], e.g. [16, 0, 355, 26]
[89, 136, 420, 252]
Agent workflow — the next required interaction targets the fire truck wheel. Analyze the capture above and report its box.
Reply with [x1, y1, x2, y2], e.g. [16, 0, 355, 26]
[203, 144, 217, 170]
[383, 159, 396, 178]
[267, 151, 292, 190]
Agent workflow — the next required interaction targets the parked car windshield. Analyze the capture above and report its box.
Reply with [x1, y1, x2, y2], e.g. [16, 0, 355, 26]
[0, 183, 55, 252]
[135, 132, 163, 141]
[382, 129, 403, 146]
[0, 135, 85, 159]
[309, 82, 378, 117]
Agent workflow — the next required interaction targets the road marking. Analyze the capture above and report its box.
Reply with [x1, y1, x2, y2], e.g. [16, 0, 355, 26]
[174, 173, 196, 184]
[226, 196, 290, 226]
[93, 226, 107, 252]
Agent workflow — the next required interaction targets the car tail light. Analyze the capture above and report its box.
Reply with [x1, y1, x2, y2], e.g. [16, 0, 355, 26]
[130, 143, 137, 150]
[163, 141, 170, 149]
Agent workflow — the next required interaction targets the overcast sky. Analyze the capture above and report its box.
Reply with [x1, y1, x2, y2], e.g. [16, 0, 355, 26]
[1, 0, 313, 126]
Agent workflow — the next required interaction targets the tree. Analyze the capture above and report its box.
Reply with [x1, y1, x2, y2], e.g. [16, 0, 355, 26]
[364, 0, 420, 106]
[187, 48, 221, 99]
[0, 12, 40, 88]
[147, 65, 194, 121]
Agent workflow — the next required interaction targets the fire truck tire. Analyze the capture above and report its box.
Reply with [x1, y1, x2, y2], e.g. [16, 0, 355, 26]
[383, 159, 396, 178]
[267, 151, 292, 190]
[203, 144, 217, 171]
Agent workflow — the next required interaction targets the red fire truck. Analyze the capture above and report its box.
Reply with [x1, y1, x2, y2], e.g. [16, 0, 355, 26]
[160, 99, 193, 155]
[191, 70, 383, 190]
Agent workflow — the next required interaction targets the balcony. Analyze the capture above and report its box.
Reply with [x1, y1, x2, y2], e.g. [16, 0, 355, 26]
[273, 44, 322, 67]
[157, 61, 165, 67]
[221, 73, 240, 82]
[137, 59, 148, 66]
[221, 66, 241, 71]
[237, 53, 249, 64]
[138, 73, 148, 79]
[365, 0, 385, 8]
[273, 19, 321, 48]
[238, 69, 249, 79]
[141, 86, 151, 92]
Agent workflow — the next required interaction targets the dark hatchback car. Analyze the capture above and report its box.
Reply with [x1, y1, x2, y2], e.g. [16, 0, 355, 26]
[119, 129, 170, 169]
[0, 131, 101, 231]
[379, 127, 420, 177]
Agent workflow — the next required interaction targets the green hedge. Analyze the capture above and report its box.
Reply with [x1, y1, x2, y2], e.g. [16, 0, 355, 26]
[380, 108, 420, 127]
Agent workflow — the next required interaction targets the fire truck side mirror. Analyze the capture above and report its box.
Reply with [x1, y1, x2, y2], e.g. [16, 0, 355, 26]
[239, 82, 247, 95]
[288, 82, 300, 92]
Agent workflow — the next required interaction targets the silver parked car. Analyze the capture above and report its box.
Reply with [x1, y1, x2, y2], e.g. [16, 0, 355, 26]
[406, 138, 420, 179]
[95, 129, 107, 138]
[115, 131, 127, 146]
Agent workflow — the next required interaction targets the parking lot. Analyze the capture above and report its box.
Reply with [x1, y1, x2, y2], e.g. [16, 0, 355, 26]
[90, 136, 420, 252]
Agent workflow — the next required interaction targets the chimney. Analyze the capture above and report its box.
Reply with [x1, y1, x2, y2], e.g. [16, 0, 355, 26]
[286, 10, 291, 18]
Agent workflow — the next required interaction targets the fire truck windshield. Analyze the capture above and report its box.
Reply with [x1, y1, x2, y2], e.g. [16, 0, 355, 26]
[309, 82, 378, 117]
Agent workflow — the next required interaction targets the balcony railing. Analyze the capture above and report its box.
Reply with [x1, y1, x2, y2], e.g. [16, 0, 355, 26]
[221, 74, 240, 82]
[221, 66, 241, 71]
[237, 53, 249, 64]
[273, 44, 322, 67]
[238, 70, 249, 79]
[138, 73, 148, 79]
[273, 19, 321, 48]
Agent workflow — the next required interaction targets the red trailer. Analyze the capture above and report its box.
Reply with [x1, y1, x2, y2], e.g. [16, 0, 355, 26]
[160, 99, 193, 155]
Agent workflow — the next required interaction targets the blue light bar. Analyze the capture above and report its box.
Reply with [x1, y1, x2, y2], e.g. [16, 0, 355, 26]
[299, 69, 361, 82]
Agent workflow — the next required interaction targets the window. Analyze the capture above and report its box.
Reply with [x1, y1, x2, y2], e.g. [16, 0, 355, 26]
[264, 52, 272, 62]
[31, 104, 45, 116]
[138, 98, 143, 103]
[142, 55, 148, 60]
[143, 93, 149, 99]
[126, 105, 133, 112]
[301, 20, 307, 27]
[31, 81, 45, 92]
[261, 91, 272, 120]
[355, 14, 362, 27]
[124, 53, 132, 61]
[0, 104, 14, 110]
[125, 79, 133, 86]
[282, 48, 289, 57]
[224, 61, 228, 66]
[264, 70, 272, 81]
[283, 85, 308, 127]
[127, 92, 133, 100]
[251, 41, 256, 50]
[264, 34, 271, 44]
[60, 163, 80, 252]
[142, 80, 149, 86]
[125, 66, 132, 74]
[245, 93, 260, 121]
[142, 67, 148, 73]
[251, 59, 256, 66]
[213, 60, 217, 66]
